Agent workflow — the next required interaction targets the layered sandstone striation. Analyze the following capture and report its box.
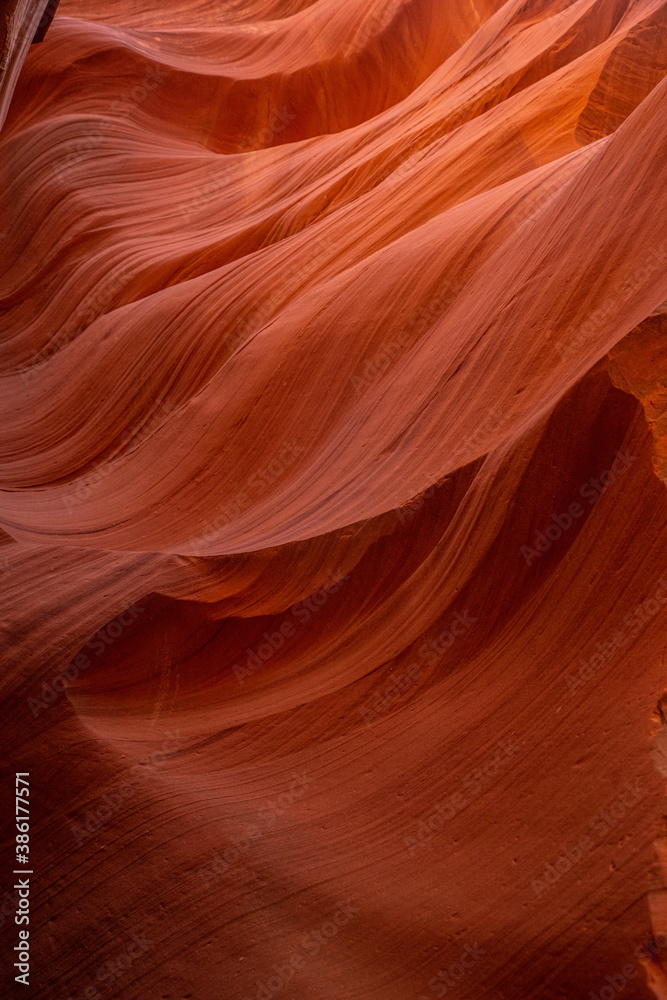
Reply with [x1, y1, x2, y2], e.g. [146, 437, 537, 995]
[1, 0, 667, 998]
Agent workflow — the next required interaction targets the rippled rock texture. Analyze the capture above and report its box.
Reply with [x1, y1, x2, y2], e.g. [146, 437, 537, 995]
[2, 0, 667, 997]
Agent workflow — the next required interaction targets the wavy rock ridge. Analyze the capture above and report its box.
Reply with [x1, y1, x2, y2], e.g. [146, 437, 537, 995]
[2, 0, 667, 997]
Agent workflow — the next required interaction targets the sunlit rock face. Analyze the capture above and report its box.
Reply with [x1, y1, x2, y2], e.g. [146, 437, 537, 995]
[2, 0, 667, 997]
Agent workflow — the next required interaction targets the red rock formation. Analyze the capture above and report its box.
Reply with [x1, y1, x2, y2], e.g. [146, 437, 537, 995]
[0, 1, 59, 129]
[1, 0, 667, 998]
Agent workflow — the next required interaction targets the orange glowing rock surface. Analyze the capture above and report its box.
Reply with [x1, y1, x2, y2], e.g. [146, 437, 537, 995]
[1, 1, 667, 998]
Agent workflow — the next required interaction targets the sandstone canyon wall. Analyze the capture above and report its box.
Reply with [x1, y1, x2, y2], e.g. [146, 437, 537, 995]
[1, 0, 667, 998]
